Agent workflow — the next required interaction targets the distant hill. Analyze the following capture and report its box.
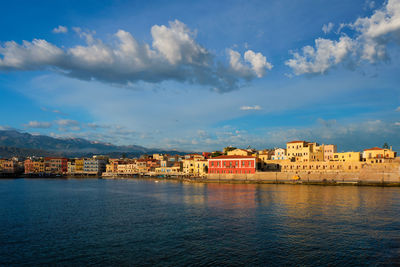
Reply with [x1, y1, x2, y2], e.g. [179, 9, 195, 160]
[0, 130, 186, 158]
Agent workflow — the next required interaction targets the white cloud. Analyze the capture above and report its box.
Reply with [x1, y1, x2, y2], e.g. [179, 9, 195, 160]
[0, 39, 64, 70]
[228, 49, 272, 79]
[244, 50, 273, 77]
[23, 121, 52, 129]
[240, 105, 262, 110]
[151, 20, 209, 65]
[395, 122, 400, 126]
[395, 106, 400, 111]
[286, 36, 354, 75]
[286, 0, 400, 75]
[52, 25, 68, 34]
[0, 20, 271, 93]
[322, 22, 335, 34]
[56, 119, 79, 127]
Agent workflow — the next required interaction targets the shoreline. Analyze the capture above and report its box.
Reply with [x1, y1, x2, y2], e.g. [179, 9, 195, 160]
[2, 174, 400, 187]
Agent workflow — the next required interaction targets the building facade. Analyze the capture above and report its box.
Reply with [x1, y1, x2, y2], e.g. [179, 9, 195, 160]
[44, 157, 68, 174]
[323, 144, 337, 161]
[208, 155, 256, 174]
[272, 148, 287, 160]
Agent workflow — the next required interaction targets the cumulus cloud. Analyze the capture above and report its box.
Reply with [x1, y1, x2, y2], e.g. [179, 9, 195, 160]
[0, 20, 271, 92]
[286, 36, 355, 75]
[286, 0, 400, 75]
[322, 22, 335, 34]
[23, 121, 52, 129]
[52, 25, 68, 34]
[240, 105, 262, 110]
[228, 49, 272, 79]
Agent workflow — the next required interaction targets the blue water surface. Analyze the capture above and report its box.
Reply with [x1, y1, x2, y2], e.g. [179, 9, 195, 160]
[0, 178, 399, 266]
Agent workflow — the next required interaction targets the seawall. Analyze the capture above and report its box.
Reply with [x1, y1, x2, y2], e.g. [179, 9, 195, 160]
[206, 169, 400, 185]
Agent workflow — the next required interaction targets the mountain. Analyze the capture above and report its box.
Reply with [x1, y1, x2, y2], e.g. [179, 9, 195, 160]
[0, 130, 185, 158]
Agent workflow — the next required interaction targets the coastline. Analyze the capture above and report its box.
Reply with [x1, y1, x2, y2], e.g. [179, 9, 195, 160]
[2, 173, 399, 187]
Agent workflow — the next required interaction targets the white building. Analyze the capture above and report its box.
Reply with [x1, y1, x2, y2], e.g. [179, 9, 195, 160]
[272, 148, 287, 160]
[84, 158, 107, 174]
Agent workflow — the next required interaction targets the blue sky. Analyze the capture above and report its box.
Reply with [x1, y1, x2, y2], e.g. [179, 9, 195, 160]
[1, 0, 400, 152]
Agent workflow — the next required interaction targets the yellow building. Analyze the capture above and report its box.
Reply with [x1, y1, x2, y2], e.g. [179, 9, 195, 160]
[182, 158, 196, 175]
[331, 152, 361, 162]
[363, 147, 397, 162]
[227, 149, 252, 156]
[155, 162, 183, 175]
[183, 157, 207, 176]
[281, 161, 363, 173]
[117, 163, 137, 174]
[286, 141, 324, 162]
[75, 159, 84, 172]
[33, 161, 45, 173]
[194, 160, 208, 177]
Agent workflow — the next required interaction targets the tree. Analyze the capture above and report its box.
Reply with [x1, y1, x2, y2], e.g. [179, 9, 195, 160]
[383, 143, 389, 149]
[211, 151, 223, 157]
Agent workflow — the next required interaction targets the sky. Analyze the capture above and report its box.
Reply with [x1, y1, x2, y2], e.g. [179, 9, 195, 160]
[0, 0, 400, 152]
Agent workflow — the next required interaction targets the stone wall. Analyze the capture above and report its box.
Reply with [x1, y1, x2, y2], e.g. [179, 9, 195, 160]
[207, 164, 400, 184]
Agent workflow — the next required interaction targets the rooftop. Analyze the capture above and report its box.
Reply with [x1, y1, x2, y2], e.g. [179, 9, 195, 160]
[287, 140, 307, 144]
[364, 147, 386, 151]
[209, 155, 256, 159]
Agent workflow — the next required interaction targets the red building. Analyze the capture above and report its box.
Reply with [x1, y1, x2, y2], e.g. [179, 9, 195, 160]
[208, 155, 256, 174]
[44, 157, 68, 174]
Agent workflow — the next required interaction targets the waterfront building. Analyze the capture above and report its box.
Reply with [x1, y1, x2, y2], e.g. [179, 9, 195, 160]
[75, 158, 84, 172]
[117, 163, 136, 174]
[363, 147, 397, 163]
[1, 158, 22, 174]
[136, 158, 160, 173]
[44, 157, 68, 174]
[331, 152, 361, 162]
[182, 158, 196, 175]
[67, 160, 76, 174]
[258, 150, 276, 170]
[194, 160, 208, 177]
[24, 158, 45, 174]
[323, 144, 337, 161]
[272, 148, 287, 160]
[286, 141, 324, 162]
[155, 162, 183, 174]
[83, 158, 107, 174]
[208, 155, 256, 174]
[281, 161, 363, 172]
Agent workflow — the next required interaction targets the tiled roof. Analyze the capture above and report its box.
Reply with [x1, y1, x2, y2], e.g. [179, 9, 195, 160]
[209, 155, 256, 159]
[364, 147, 385, 151]
[287, 140, 307, 144]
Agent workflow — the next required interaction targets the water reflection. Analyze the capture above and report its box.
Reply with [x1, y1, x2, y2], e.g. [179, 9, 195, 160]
[1, 179, 400, 266]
